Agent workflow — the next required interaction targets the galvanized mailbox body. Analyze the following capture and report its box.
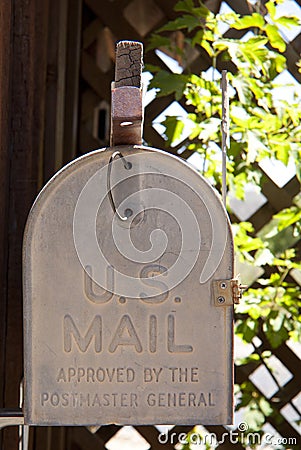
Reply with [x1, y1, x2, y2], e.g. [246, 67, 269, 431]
[23, 146, 234, 426]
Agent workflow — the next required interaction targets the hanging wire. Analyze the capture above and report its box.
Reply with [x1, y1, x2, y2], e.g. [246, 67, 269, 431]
[107, 151, 132, 221]
[221, 70, 229, 207]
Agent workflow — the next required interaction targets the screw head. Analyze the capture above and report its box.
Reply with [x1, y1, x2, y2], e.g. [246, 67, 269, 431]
[125, 161, 132, 170]
[217, 296, 225, 304]
[220, 282, 227, 289]
[124, 208, 133, 218]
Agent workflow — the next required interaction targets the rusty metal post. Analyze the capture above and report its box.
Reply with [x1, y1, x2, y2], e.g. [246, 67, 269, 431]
[110, 41, 143, 146]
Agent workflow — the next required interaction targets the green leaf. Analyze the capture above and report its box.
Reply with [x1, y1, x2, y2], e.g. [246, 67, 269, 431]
[275, 16, 301, 29]
[245, 35, 269, 49]
[215, 36, 270, 76]
[286, 105, 300, 127]
[162, 116, 184, 145]
[144, 64, 160, 73]
[149, 71, 188, 100]
[244, 407, 265, 430]
[295, 154, 301, 183]
[266, 0, 276, 20]
[146, 35, 173, 52]
[192, 29, 204, 46]
[200, 38, 214, 57]
[274, 207, 301, 231]
[236, 353, 260, 366]
[248, 79, 264, 100]
[236, 319, 259, 343]
[275, 141, 290, 165]
[232, 13, 265, 31]
[265, 24, 286, 52]
[265, 316, 289, 348]
[268, 309, 279, 319]
[232, 76, 252, 104]
[175, 0, 213, 22]
[274, 52, 286, 73]
[248, 305, 264, 320]
[159, 15, 201, 33]
[259, 397, 273, 416]
[197, 117, 220, 142]
[174, 0, 195, 13]
[247, 130, 269, 162]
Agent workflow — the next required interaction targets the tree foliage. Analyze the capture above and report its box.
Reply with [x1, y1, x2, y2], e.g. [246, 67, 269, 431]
[147, 0, 301, 443]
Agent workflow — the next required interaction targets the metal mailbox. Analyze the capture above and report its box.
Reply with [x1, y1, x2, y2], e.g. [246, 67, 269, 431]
[23, 145, 237, 426]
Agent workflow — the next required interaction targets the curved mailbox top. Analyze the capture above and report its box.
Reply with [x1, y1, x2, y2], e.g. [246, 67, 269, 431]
[23, 145, 234, 426]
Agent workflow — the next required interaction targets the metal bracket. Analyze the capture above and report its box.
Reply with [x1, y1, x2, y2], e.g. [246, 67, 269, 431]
[212, 278, 247, 306]
[110, 84, 143, 146]
[0, 408, 24, 429]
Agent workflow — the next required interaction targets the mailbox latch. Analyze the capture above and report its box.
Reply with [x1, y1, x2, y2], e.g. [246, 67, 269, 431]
[213, 278, 247, 306]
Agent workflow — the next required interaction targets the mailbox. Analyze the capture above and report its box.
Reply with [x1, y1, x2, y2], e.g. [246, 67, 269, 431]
[23, 145, 238, 426]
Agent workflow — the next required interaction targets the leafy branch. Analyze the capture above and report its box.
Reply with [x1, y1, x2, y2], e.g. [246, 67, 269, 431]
[147, 0, 301, 442]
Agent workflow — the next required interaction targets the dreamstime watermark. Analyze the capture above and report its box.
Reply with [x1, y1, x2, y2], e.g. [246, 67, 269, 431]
[73, 151, 229, 298]
[158, 422, 298, 447]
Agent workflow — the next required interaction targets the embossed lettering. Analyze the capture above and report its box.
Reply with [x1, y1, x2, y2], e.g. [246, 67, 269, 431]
[57, 368, 67, 382]
[143, 367, 162, 382]
[169, 367, 199, 382]
[146, 392, 215, 407]
[63, 314, 192, 354]
[109, 315, 142, 353]
[41, 392, 139, 408]
[167, 315, 193, 353]
[139, 264, 169, 303]
[63, 315, 102, 353]
[84, 265, 114, 304]
[149, 314, 157, 353]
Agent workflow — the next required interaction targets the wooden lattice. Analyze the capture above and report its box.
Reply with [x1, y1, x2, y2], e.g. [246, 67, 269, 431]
[68, 0, 301, 449]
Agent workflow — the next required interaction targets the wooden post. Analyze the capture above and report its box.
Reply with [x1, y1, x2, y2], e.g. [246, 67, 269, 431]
[110, 41, 143, 146]
[115, 40, 143, 88]
[0, 0, 49, 448]
[0, 0, 12, 432]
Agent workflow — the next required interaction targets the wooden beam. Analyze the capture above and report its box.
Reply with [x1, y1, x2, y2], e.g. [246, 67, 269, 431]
[43, 0, 68, 181]
[63, 0, 83, 164]
[0, 0, 49, 447]
[83, 18, 103, 50]
[84, 0, 141, 41]
[81, 51, 112, 101]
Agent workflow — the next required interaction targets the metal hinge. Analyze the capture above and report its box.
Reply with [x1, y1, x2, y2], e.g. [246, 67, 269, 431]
[212, 278, 247, 306]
